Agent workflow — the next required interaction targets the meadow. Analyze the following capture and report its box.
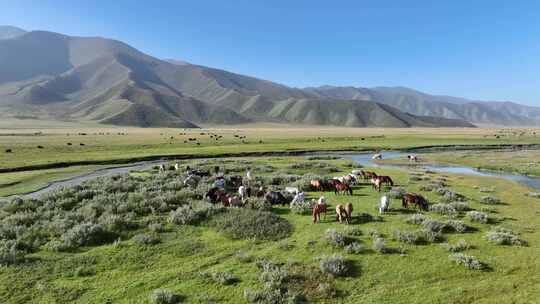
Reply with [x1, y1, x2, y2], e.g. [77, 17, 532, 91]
[1, 155, 539, 303]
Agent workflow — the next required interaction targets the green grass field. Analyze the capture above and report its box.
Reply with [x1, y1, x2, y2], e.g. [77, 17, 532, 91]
[1, 156, 539, 303]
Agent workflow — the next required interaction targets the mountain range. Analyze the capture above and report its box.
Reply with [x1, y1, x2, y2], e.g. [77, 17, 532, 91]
[0, 26, 537, 128]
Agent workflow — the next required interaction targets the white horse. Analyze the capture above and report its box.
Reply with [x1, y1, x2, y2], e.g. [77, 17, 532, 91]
[285, 187, 299, 195]
[407, 155, 418, 162]
[159, 164, 166, 172]
[289, 192, 305, 207]
[379, 195, 390, 214]
[318, 196, 326, 206]
[372, 153, 383, 160]
[238, 185, 247, 200]
[343, 174, 358, 185]
[174, 163, 180, 171]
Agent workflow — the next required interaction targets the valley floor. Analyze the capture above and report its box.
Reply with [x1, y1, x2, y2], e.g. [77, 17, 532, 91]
[1, 156, 539, 303]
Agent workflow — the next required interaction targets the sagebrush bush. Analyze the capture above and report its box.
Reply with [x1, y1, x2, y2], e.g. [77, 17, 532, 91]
[234, 250, 253, 263]
[318, 254, 349, 277]
[289, 200, 312, 215]
[202, 271, 238, 285]
[169, 201, 221, 225]
[430, 203, 457, 217]
[449, 202, 471, 211]
[246, 198, 272, 211]
[405, 213, 428, 225]
[440, 190, 466, 203]
[324, 229, 348, 248]
[316, 282, 339, 299]
[421, 219, 447, 233]
[343, 227, 362, 236]
[372, 237, 388, 253]
[60, 223, 114, 251]
[150, 289, 181, 304]
[344, 242, 364, 254]
[132, 233, 161, 246]
[387, 187, 406, 199]
[446, 220, 468, 233]
[0, 240, 26, 265]
[466, 211, 489, 224]
[392, 229, 424, 245]
[449, 253, 485, 270]
[210, 209, 291, 241]
[148, 222, 165, 233]
[441, 239, 470, 252]
[480, 196, 501, 205]
[485, 227, 527, 246]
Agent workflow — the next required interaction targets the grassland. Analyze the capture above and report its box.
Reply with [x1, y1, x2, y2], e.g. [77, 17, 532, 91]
[1, 156, 539, 303]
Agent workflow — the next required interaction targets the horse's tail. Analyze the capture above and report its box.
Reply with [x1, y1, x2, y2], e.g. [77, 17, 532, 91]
[389, 177, 394, 186]
[348, 186, 353, 195]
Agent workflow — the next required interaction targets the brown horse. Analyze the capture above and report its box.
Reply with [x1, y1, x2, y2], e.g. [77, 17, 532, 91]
[361, 170, 378, 181]
[312, 203, 327, 224]
[344, 203, 353, 223]
[311, 179, 324, 191]
[335, 204, 349, 224]
[334, 183, 353, 195]
[402, 193, 429, 211]
[377, 176, 394, 187]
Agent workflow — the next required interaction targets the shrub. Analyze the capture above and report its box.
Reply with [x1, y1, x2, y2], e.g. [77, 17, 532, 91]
[449, 202, 471, 211]
[324, 229, 348, 248]
[343, 227, 362, 236]
[60, 223, 114, 250]
[466, 211, 489, 224]
[289, 200, 312, 215]
[441, 239, 470, 252]
[392, 229, 424, 245]
[405, 213, 428, 225]
[202, 271, 238, 285]
[150, 289, 181, 304]
[449, 253, 485, 270]
[430, 203, 457, 217]
[480, 196, 501, 205]
[318, 254, 349, 277]
[344, 242, 364, 254]
[419, 184, 434, 192]
[316, 282, 339, 299]
[210, 209, 291, 241]
[368, 229, 382, 240]
[169, 201, 220, 225]
[446, 220, 468, 233]
[421, 219, 447, 233]
[246, 198, 272, 212]
[387, 187, 406, 199]
[485, 227, 527, 246]
[132, 233, 161, 246]
[234, 250, 253, 263]
[372, 237, 388, 253]
[440, 190, 466, 203]
[244, 289, 301, 304]
[479, 187, 495, 193]
[0, 240, 26, 265]
[417, 229, 445, 243]
[149, 222, 166, 233]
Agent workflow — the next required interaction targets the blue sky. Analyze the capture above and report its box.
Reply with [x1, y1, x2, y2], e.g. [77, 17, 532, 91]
[1, 0, 539, 105]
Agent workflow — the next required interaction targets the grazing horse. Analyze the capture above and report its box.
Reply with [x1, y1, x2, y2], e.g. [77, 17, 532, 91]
[312, 202, 327, 224]
[285, 187, 299, 195]
[205, 187, 223, 204]
[217, 191, 232, 207]
[159, 164, 166, 172]
[371, 178, 382, 192]
[327, 179, 342, 189]
[372, 153, 383, 160]
[344, 203, 353, 223]
[377, 176, 394, 187]
[361, 170, 378, 181]
[402, 193, 429, 211]
[343, 174, 358, 185]
[255, 186, 266, 198]
[407, 155, 418, 162]
[229, 175, 243, 188]
[264, 191, 288, 206]
[228, 196, 243, 207]
[379, 195, 390, 214]
[335, 183, 353, 195]
[184, 174, 201, 188]
[335, 204, 349, 224]
[311, 179, 325, 191]
[290, 192, 305, 207]
[238, 186, 247, 201]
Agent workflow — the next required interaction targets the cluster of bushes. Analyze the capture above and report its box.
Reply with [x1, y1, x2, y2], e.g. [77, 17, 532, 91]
[288, 162, 339, 173]
[466, 211, 489, 224]
[485, 227, 527, 246]
[441, 239, 471, 252]
[318, 254, 350, 277]
[244, 260, 303, 304]
[392, 228, 444, 244]
[210, 209, 292, 241]
[289, 199, 312, 215]
[449, 253, 486, 271]
[169, 201, 222, 225]
[480, 196, 501, 205]
[429, 203, 458, 217]
[150, 289, 182, 304]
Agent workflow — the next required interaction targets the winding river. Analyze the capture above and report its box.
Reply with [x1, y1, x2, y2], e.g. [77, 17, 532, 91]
[9, 150, 540, 199]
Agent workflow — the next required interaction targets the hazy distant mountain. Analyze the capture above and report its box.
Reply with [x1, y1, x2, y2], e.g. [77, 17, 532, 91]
[305, 86, 540, 126]
[0, 26, 27, 39]
[0, 27, 476, 128]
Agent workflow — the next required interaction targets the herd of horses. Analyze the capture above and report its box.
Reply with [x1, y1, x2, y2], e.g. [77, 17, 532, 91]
[166, 157, 429, 225]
